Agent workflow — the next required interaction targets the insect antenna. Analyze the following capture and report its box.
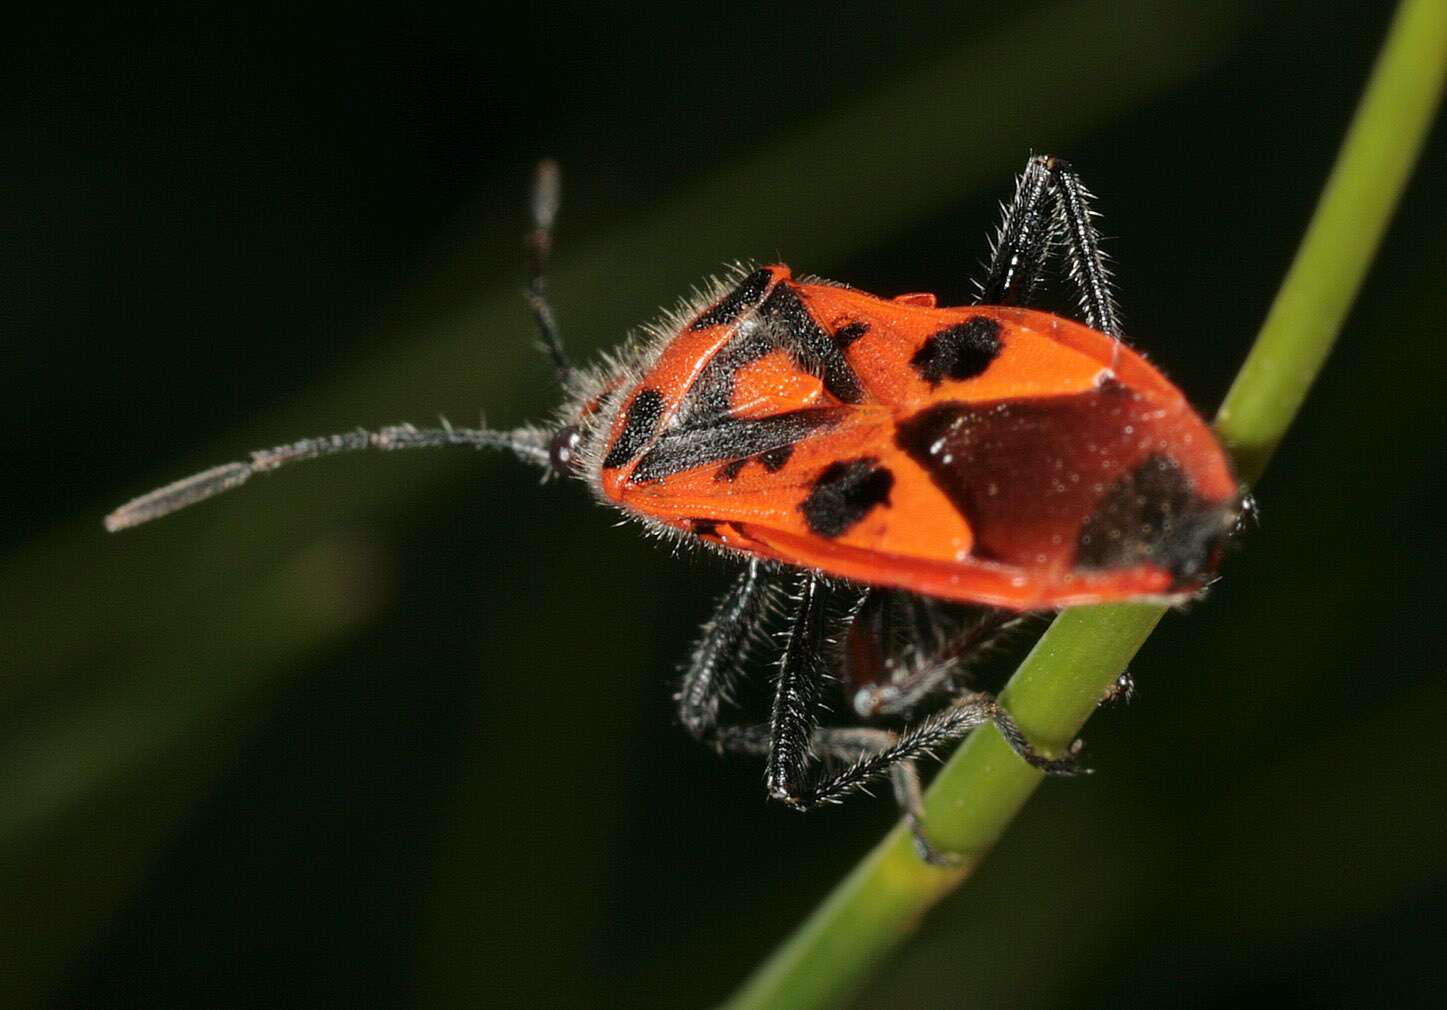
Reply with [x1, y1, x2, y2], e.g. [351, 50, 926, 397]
[525, 158, 572, 380]
[108, 161, 585, 534]
[104, 423, 549, 532]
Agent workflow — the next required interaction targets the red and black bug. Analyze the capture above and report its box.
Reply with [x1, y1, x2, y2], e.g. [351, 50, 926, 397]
[108, 157, 1245, 862]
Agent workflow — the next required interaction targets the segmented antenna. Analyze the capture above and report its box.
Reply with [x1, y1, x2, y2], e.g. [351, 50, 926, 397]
[107, 161, 581, 533]
[105, 424, 549, 531]
[526, 158, 571, 378]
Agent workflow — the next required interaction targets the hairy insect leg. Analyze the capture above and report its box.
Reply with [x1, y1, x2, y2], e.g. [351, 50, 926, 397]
[979, 156, 1055, 312]
[709, 720, 980, 866]
[677, 568, 840, 808]
[693, 578, 1081, 859]
[980, 155, 1120, 338]
[765, 572, 828, 802]
[676, 561, 778, 741]
[790, 691, 1085, 813]
[818, 726, 961, 866]
[849, 600, 1016, 718]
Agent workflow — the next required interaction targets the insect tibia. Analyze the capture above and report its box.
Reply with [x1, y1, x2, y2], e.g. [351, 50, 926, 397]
[104, 424, 550, 532]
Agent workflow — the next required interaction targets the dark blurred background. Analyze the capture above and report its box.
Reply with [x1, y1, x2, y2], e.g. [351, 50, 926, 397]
[5, 1, 1444, 1006]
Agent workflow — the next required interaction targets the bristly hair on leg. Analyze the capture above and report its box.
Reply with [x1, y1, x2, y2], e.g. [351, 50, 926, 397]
[1044, 159, 1122, 339]
[676, 560, 781, 742]
[975, 156, 1122, 347]
[976, 157, 1055, 309]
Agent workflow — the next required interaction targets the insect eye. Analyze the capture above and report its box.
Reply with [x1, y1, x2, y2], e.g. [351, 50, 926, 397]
[548, 425, 584, 476]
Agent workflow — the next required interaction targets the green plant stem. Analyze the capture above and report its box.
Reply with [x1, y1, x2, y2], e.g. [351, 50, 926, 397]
[724, 1, 1447, 1007]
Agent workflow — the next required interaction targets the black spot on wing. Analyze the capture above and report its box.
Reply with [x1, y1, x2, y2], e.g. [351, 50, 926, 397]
[910, 316, 1003, 385]
[602, 388, 664, 469]
[759, 444, 793, 472]
[758, 284, 865, 404]
[714, 458, 749, 482]
[833, 320, 870, 348]
[712, 443, 795, 483]
[1075, 454, 1235, 587]
[631, 408, 842, 483]
[689, 268, 775, 330]
[799, 458, 894, 538]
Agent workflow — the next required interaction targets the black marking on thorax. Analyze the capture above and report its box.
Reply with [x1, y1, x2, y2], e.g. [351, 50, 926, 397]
[675, 318, 776, 428]
[689, 268, 775, 330]
[757, 284, 865, 404]
[799, 458, 894, 538]
[602, 388, 665, 469]
[910, 316, 1003, 385]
